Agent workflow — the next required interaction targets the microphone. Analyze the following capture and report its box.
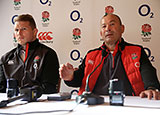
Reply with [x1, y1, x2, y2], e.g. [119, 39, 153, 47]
[76, 47, 107, 105]
[6, 78, 19, 98]
[0, 85, 42, 108]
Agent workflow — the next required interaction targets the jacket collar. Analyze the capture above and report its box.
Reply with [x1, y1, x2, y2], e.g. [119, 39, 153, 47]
[17, 39, 39, 51]
[101, 38, 126, 52]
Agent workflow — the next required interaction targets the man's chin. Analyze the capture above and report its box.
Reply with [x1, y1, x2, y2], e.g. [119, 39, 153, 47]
[17, 41, 26, 46]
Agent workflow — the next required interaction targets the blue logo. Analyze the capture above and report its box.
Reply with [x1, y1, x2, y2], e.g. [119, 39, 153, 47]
[138, 4, 154, 18]
[70, 49, 81, 61]
[70, 10, 83, 23]
[40, 0, 51, 6]
[12, 15, 18, 25]
[144, 47, 155, 62]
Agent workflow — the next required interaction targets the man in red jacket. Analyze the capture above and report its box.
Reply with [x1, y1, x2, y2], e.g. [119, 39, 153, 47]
[59, 13, 160, 100]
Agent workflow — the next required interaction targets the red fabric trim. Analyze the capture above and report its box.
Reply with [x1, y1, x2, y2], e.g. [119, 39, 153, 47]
[24, 43, 29, 63]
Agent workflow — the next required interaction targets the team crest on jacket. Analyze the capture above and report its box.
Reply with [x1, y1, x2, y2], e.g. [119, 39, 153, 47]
[33, 56, 40, 69]
[131, 53, 138, 60]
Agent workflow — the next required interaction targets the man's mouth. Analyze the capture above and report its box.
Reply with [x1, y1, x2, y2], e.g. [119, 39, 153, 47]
[105, 32, 113, 37]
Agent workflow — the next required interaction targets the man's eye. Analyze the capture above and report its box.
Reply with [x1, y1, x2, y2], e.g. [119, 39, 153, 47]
[102, 25, 106, 28]
[15, 29, 19, 32]
[22, 28, 27, 30]
[110, 23, 115, 26]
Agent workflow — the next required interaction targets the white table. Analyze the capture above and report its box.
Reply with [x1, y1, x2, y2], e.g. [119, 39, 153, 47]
[0, 93, 160, 115]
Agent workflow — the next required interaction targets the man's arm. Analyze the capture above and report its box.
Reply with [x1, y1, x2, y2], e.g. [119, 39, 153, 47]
[64, 57, 86, 88]
[0, 61, 7, 93]
[40, 49, 60, 94]
[140, 47, 160, 90]
[140, 47, 160, 99]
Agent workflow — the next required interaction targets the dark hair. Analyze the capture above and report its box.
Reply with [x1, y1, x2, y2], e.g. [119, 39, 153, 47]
[103, 14, 122, 25]
[14, 14, 37, 29]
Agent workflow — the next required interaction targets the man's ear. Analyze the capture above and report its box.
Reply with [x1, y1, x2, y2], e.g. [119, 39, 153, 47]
[121, 25, 125, 33]
[33, 28, 38, 37]
[100, 31, 102, 37]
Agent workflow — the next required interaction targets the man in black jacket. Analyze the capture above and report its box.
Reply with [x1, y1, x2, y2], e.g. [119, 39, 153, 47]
[0, 14, 60, 96]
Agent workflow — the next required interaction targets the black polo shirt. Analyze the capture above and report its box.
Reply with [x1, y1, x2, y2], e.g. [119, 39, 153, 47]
[92, 51, 134, 96]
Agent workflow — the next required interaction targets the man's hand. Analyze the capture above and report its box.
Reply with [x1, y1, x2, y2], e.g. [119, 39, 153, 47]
[139, 89, 160, 100]
[59, 63, 74, 81]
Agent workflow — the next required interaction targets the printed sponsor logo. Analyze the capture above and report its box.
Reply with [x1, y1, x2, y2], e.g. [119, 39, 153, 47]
[33, 56, 40, 69]
[141, 24, 152, 42]
[42, 11, 50, 27]
[8, 60, 14, 65]
[105, 6, 114, 15]
[38, 32, 53, 43]
[88, 60, 94, 65]
[144, 47, 155, 62]
[138, 4, 154, 18]
[131, 53, 138, 60]
[135, 62, 140, 68]
[40, 0, 52, 6]
[72, 0, 81, 6]
[70, 49, 83, 63]
[13, 0, 21, 10]
[72, 28, 81, 45]
[70, 10, 83, 23]
[12, 15, 18, 25]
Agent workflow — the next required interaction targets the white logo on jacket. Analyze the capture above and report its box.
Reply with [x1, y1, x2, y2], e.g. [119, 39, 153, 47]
[8, 60, 14, 65]
[88, 59, 94, 65]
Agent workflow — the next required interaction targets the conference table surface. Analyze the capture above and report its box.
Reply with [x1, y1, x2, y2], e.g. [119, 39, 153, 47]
[0, 93, 160, 115]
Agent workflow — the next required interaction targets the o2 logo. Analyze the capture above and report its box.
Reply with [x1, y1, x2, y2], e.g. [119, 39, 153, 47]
[144, 47, 155, 62]
[70, 49, 83, 63]
[138, 4, 154, 18]
[11, 15, 18, 25]
[70, 10, 83, 23]
[40, 0, 51, 6]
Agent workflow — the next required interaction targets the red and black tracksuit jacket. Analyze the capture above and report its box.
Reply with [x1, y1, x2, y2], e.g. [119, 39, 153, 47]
[65, 38, 160, 96]
[0, 39, 60, 94]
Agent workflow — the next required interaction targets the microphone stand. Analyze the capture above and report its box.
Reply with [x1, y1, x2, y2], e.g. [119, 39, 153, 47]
[76, 48, 107, 105]
[0, 86, 41, 108]
[0, 94, 26, 108]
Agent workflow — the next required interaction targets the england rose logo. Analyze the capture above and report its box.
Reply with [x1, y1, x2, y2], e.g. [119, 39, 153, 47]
[141, 24, 152, 37]
[14, 0, 21, 6]
[105, 6, 114, 15]
[42, 11, 50, 22]
[141, 24, 152, 42]
[73, 28, 81, 40]
[72, 28, 81, 45]
[14, 0, 21, 10]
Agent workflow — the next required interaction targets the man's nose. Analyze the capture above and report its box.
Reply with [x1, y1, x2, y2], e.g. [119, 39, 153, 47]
[17, 30, 22, 35]
[105, 25, 111, 32]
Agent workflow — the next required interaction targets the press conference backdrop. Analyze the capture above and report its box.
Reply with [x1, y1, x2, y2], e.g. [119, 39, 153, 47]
[0, 0, 160, 92]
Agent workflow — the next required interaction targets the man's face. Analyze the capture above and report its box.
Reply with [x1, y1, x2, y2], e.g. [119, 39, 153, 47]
[14, 21, 37, 46]
[100, 14, 124, 46]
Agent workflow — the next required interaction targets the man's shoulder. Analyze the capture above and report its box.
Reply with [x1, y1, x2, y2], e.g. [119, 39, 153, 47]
[87, 47, 101, 54]
[124, 41, 143, 48]
[1, 48, 17, 61]
[86, 47, 101, 57]
[38, 43, 57, 54]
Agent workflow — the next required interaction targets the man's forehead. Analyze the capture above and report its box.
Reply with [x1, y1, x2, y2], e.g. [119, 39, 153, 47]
[14, 21, 30, 27]
[101, 14, 121, 25]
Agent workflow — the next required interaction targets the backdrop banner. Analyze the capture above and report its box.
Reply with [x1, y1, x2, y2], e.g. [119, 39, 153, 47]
[0, 0, 160, 92]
